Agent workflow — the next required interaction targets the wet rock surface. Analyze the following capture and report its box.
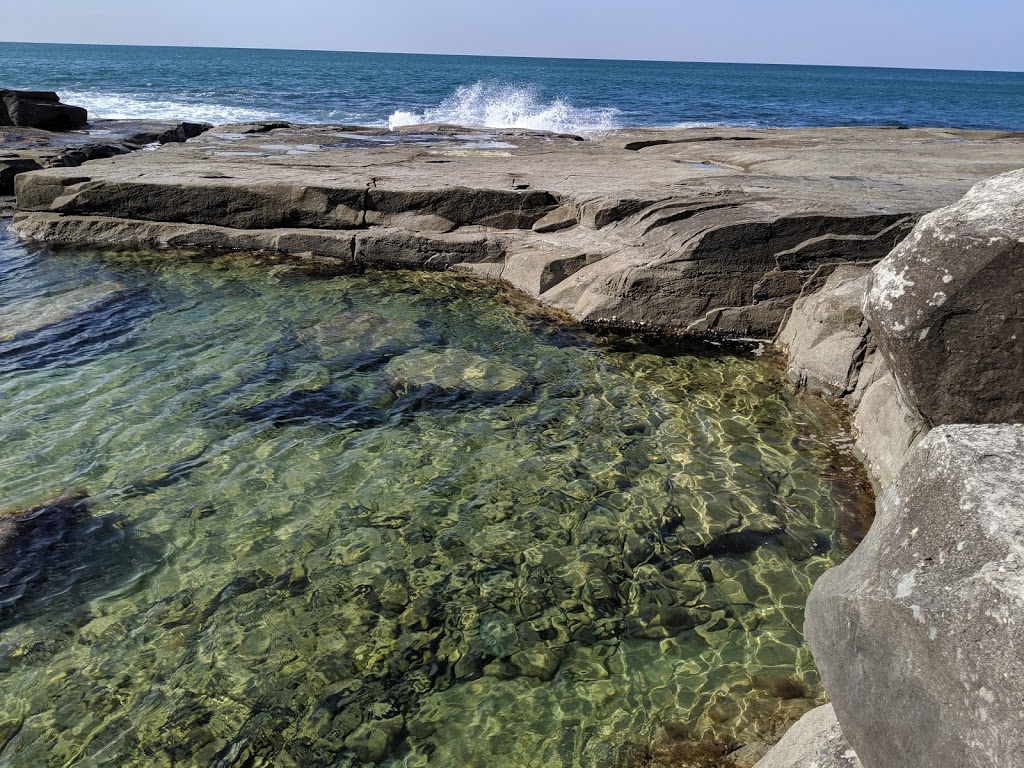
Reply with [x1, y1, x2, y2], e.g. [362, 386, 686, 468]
[863, 168, 1024, 427]
[12, 124, 1024, 338]
[806, 425, 1024, 768]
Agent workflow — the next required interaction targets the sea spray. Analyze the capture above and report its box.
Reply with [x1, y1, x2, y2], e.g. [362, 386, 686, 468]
[387, 81, 622, 134]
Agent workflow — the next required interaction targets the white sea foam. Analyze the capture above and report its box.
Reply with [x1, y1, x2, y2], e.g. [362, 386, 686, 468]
[387, 82, 622, 135]
[62, 91, 276, 124]
[668, 119, 760, 129]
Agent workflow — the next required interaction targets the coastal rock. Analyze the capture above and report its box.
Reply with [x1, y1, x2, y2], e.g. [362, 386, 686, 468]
[805, 424, 1024, 768]
[851, 364, 927, 487]
[13, 125, 1024, 337]
[778, 265, 871, 397]
[753, 704, 861, 768]
[0, 89, 88, 131]
[863, 168, 1024, 426]
[0, 119, 211, 195]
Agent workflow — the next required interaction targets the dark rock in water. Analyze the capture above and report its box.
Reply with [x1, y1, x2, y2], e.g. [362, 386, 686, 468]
[688, 526, 786, 559]
[0, 90, 88, 131]
[0, 490, 91, 559]
[0, 282, 151, 373]
[117, 450, 209, 499]
[235, 383, 385, 429]
[863, 168, 1024, 427]
[0, 491, 162, 629]
[230, 367, 536, 431]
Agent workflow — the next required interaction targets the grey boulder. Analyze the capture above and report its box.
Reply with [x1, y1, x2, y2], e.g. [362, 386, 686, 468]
[806, 424, 1024, 768]
[0, 89, 88, 131]
[779, 265, 872, 398]
[754, 704, 862, 768]
[863, 168, 1024, 426]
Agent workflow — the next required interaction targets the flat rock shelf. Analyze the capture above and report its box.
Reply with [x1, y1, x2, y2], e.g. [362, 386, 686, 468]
[10, 123, 1024, 339]
[0, 227, 873, 767]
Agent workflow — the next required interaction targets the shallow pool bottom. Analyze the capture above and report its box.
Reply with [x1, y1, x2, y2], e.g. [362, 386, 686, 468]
[0, 234, 871, 767]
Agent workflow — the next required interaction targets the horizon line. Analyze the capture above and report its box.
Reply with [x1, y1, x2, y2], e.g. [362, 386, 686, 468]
[2, 39, 1022, 75]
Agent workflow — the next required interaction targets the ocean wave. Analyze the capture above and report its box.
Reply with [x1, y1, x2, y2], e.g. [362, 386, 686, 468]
[387, 82, 622, 135]
[62, 91, 276, 124]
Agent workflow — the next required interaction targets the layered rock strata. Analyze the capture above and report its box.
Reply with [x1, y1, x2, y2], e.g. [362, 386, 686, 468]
[11, 124, 1024, 338]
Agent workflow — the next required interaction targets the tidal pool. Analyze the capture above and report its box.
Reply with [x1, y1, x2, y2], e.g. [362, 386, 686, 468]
[0, 230, 871, 767]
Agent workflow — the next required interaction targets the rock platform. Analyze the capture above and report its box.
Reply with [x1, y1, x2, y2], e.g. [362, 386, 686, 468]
[10, 123, 1024, 338]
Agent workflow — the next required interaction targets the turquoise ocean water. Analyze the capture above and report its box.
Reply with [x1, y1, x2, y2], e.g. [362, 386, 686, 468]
[1, 41, 1022, 132]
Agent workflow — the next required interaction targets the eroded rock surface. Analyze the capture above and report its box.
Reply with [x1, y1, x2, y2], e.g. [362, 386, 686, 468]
[863, 168, 1024, 426]
[779, 265, 928, 486]
[12, 124, 1024, 337]
[805, 424, 1024, 768]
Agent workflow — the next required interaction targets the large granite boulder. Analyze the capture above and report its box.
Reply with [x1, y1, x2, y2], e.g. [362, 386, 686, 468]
[754, 704, 862, 768]
[0, 89, 88, 131]
[863, 169, 1024, 427]
[805, 424, 1024, 768]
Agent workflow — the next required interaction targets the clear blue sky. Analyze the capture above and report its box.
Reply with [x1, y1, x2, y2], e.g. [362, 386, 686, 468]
[5, 0, 1023, 72]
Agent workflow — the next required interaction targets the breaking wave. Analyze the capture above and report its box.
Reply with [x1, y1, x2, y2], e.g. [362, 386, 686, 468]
[62, 90, 276, 124]
[387, 82, 622, 135]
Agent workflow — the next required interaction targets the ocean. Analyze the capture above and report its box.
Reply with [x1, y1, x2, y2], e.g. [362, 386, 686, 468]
[2, 41, 1023, 133]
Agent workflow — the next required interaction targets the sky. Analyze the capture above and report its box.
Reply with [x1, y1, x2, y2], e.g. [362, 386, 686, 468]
[4, 0, 1023, 72]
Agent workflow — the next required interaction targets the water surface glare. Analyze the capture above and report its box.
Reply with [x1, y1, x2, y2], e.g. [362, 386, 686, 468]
[0, 231, 871, 767]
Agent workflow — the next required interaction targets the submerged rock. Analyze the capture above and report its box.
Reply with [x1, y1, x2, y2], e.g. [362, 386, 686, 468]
[0, 490, 161, 629]
[0, 490, 90, 561]
[806, 424, 1024, 768]
[0, 281, 126, 342]
[863, 168, 1024, 427]
[298, 309, 424, 361]
[384, 348, 527, 392]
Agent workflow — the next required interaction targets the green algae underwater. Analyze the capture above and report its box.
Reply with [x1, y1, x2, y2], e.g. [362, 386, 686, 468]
[0, 231, 872, 767]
